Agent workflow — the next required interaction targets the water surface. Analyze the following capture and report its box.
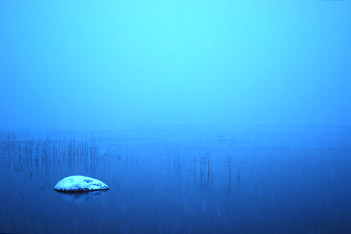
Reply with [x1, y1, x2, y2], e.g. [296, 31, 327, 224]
[0, 126, 350, 233]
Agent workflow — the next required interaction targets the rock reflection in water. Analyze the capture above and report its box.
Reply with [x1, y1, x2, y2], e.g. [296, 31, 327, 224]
[56, 190, 108, 204]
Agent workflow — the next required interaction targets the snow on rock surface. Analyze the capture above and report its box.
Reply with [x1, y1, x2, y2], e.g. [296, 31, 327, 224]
[54, 175, 109, 192]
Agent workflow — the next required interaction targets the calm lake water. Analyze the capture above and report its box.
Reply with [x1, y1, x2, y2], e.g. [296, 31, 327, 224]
[0, 126, 350, 233]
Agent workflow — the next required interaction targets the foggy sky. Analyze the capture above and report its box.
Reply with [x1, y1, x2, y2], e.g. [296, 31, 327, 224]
[0, 0, 350, 128]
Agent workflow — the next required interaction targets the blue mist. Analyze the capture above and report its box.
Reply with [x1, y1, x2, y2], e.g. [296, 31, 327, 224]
[0, 1, 351, 234]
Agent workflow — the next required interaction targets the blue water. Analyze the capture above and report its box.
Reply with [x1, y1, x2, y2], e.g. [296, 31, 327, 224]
[0, 126, 350, 233]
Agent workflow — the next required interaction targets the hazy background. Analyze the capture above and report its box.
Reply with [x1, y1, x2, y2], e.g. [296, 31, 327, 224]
[0, 0, 350, 128]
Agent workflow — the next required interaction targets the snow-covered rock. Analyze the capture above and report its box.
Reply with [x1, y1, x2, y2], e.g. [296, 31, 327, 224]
[54, 175, 109, 192]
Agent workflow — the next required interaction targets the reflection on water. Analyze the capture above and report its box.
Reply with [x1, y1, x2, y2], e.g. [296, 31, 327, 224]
[0, 126, 350, 233]
[57, 190, 109, 204]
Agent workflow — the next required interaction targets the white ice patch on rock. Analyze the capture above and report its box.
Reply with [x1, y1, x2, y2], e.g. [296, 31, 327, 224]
[54, 175, 109, 192]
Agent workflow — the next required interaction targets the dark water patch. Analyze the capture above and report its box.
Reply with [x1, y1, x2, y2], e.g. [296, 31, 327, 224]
[0, 126, 350, 233]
